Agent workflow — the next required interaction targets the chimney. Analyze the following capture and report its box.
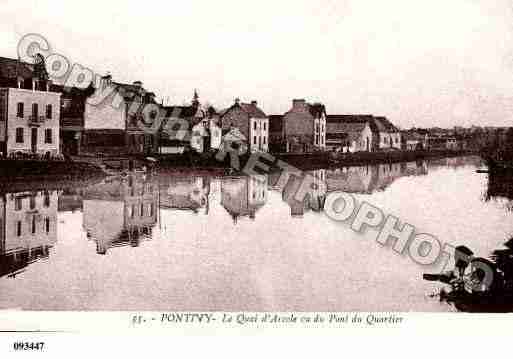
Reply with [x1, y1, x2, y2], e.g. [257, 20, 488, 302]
[292, 99, 306, 108]
[251, 100, 258, 106]
[133, 80, 142, 88]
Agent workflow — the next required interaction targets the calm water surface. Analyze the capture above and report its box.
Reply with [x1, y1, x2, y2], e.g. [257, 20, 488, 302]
[1, 156, 512, 311]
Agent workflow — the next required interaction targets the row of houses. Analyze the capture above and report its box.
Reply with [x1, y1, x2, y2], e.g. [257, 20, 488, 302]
[401, 128, 469, 151]
[1, 55, 406, 158]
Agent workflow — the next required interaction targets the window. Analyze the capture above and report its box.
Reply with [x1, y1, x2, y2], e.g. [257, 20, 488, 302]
[254, 122, 257, 131]
[31, 216, 36, 234]
[32, 103, 38, 119]
[140, 203, 144, 217]
[17, 102, 24, 118]
[15, 197, 22, 211]
[254, 136, 257, 145]
[30, 195, 36, 210]
[16, 221, 22, 237]
[45, 217, 50, 234]
[263, 137, 266, 145]
[45, 129, 52, 144]
[46, 104, 52, 119]
[263, 122, 266, 131]
[15, 128, 24, 143]
[44, 192, 50, 207]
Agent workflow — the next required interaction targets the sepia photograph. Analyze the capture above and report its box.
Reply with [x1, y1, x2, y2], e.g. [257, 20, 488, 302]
[1, 0, 513, 354]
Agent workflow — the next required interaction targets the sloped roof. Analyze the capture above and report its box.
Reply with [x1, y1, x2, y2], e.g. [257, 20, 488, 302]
[326, 119, 370, 143]
[240, 102, 267, 119]
[327, 121, 367, 134]
[374, 116, 399, 133]
[327, 114, 373, 123]
[220, 102, 267, 119]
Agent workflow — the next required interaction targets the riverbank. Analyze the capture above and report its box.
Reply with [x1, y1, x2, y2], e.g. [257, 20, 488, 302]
[0, 160, 106, 191]
[156, 149, 478, 171]
[0, 149, 477, 186]
[275, 149, 477, 170]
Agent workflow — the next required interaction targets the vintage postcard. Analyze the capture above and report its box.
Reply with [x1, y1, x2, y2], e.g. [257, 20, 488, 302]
[0, 0, 512, 356]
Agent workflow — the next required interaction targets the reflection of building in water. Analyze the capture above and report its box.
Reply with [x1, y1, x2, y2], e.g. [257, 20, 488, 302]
[58, 188, 84, 212]
[221, 175, 267, 223]
[428, 156, 481, 169]
[326, 165, 378, 194]
[82, 174, 158, 255]
[0, 191, 58, 278]
[375, 162, 404, 190]
[159, 176, 211, 214]
[280, 170, 327, 217]
[401, 161, 428, 177]
[326, 161, 428, 194]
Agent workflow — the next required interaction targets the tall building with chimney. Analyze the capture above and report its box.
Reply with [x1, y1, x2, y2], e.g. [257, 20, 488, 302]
[281, 99, 326, 153]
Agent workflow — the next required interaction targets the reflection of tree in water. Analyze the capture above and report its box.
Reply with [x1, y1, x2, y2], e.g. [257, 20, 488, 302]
[484, 172, 513, 212]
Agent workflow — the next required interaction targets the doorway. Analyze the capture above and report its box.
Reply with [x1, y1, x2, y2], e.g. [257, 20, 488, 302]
[31, 128, 38, 153]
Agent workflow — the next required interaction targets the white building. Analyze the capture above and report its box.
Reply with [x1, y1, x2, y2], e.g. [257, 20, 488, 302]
[209, 118, 222, 150]
[0, 56, 61, 157]
[0, 86, 60, 157]
[249, 108, 269, 153]
[314, 111, 327, 150]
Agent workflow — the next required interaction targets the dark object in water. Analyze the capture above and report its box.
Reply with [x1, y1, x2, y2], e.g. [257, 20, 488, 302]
[423, 272, 455, 284]
[439, 288, 513, 313]
[486, 157, 513, 173]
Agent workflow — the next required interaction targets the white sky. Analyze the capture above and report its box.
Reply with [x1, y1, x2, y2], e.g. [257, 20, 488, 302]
[1, 0, 513, 128]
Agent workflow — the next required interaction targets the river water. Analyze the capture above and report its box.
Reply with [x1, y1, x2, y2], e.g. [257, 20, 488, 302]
[1, 156, 512, 311]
